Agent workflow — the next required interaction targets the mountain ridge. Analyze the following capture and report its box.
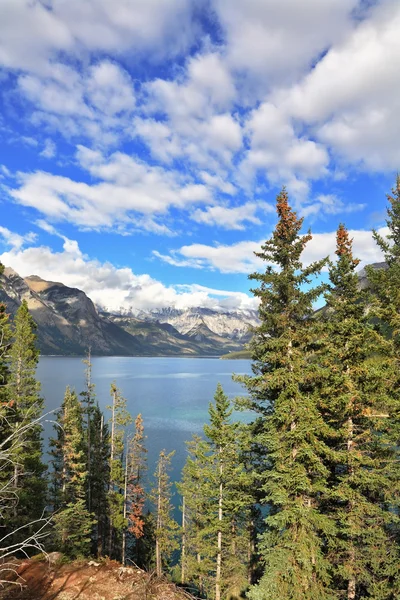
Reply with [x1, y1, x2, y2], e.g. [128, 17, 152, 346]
[0, 267, 255, 357]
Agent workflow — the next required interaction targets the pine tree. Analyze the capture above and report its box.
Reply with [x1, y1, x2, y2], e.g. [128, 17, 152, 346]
[319, 224, 399, 599]
[240, 189, 333, 600]
[124, 413, 147, 565]
[80, 349, 95, 514]
[179, 385, 253, 600]
[179, 435, 214, 595]
[107, 382, 132, 559]
[7, 300, 46, 534]
[0, 265, 13, 524]
[90, 403, 110, 556]
[0, 263, 11, 408]
[152, 449, 179, 577]
[51, 386, 93, 557]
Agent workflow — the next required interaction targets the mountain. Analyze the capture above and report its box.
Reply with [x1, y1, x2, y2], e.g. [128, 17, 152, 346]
[138, 306, 259, 341]
[0, 268, 144, 356]
[0, 267, 254, 356]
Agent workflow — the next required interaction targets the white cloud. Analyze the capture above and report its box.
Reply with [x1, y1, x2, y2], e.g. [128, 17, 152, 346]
[300, 194, 366, 219]
[214, 0, 357, 87]
[191, 201, 273, 230]
[0, 226, 37, 250]
[7, 146, 213, 231]
[0, 0, 199, 76]
[40, 139, 57, 159]
[155, 240, 264, 273]
[18, 60, 136, 145]
[239, 102, 329, 196]
[0, 235, 256, 312]
[140, 53, 241, 170]
[281, 0, 400, 170]
[155, 227, 388, 274]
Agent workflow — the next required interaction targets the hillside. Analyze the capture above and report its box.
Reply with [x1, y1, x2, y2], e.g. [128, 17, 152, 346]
[0, 556, 189, 600]
[0, 267, 254, 356]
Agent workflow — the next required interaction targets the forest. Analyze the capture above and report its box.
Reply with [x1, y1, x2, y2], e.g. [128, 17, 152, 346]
[0, 179, 399, 600]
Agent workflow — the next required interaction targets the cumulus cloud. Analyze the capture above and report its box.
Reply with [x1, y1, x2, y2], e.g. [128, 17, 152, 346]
[18, 60, 136, 145]
[0, 0, 199, 75]
[155, 227, 388, 274]
[191, 201, 273, 230]
[300, 194, 366, 219]
[281, 0, 400, 170]
[214, 0, 357, 86]
[239, 102, 329, 198]
[140, 53, 242, 170]
[8, 146, 212, 231]
[0, 235, 257, 312]
[40, 139, 57, 159]
[0, 226, 37, 251]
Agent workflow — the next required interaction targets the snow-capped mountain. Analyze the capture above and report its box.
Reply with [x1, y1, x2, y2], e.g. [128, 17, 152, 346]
[137, 307, 260, 341]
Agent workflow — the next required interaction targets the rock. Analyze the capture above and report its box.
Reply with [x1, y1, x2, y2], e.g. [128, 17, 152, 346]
[46, 552, 63, 565]
[88, 560, 100, 567]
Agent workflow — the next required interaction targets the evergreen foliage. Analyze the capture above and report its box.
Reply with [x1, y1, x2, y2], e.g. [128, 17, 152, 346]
[179, 385, 253, 600]
[107, 382, 132, 559]
[240, 189, 334, 600]
[6, 300, 46, 538]
[125, 413, 147, 563]
[319, 224, 399, 599]
[152, 449, 179, 577]
[90, 403, 110, 556]
[50, 386, 93, 556]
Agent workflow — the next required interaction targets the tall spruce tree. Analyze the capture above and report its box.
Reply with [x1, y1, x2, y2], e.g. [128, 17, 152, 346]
[0, 265, 13, 527]
[152, 449, 178, 577]
[179, 385, 253, 600]
[240, 189, 333, 600]
[319, 224, 398, 599]
[124, 413, 147, 565]
[178, 435, 213, 595]
[51, 386, 93, 557]
[90, 403, 110, 556]
[80, 349, 95, 513]
[7, 300, 46, 534]
[107, 382, 132, 559]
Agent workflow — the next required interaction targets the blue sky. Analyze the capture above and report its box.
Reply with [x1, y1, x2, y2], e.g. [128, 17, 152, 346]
[0, 0, 398, 313]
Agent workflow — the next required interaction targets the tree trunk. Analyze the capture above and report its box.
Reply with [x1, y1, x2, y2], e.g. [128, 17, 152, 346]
[86, 350, 92, 513]
[216, 445, 223, 600]
[347, 415, 356, 600]
[97, 413, 104, 557]
[108, 387, 116, 558]
[122, 447, 129, 565]
[156, 458, 162, 578]
[181, 495, 186, 584]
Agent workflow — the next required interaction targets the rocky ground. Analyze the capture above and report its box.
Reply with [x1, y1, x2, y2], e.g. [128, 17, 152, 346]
[0, 556, 193, 600]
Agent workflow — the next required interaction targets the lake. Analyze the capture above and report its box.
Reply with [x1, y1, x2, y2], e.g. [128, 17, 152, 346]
[37, 356, 252, 496]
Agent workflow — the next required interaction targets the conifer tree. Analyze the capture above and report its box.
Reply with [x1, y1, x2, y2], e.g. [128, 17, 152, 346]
[7, 300, 46, 533]
[124, 413, 147, 565]
[90, 403, 110, 556]
[319, 224, 398, 599]
[240, 189, 333, 600]
[179, 386, 253, 600]
[0, 264, 11, 408]
[152, 449, 178, 577]
[51, 386, 93, 556]
[0, 265, 13, 523]
[179, 435, 214, 595]
[107, 382, 132, 559]
[80, 349, 95, 513]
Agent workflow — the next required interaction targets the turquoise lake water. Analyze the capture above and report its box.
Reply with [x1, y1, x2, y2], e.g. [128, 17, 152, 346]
[37, 356, 252, 493]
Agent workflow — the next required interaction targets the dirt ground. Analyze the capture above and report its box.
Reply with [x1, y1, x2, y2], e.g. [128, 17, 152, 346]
[0, 557, 193, 600]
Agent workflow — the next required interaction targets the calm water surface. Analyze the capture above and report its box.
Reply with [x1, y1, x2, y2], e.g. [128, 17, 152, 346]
[37, 356, 252, 490]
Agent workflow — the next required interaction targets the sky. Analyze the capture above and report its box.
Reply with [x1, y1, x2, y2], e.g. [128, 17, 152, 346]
[0, 0, 398, 313]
